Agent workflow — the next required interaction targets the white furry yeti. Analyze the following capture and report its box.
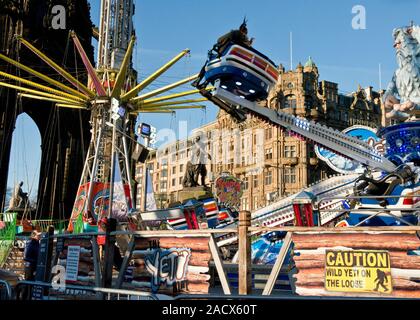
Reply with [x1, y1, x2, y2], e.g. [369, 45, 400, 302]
[384, 24, 420, 122]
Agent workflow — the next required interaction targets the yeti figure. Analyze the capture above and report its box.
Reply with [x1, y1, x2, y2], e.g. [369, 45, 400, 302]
[384, 24, 420, 122]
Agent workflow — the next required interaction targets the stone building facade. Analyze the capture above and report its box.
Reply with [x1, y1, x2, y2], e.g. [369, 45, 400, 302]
[135, 58, 385, 211]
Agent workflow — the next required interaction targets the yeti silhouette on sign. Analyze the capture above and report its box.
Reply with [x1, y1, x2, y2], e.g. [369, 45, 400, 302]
[374, 269, 389, 292]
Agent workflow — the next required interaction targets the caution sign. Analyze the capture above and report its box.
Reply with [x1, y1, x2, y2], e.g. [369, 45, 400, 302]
[325, 250, 392, 294]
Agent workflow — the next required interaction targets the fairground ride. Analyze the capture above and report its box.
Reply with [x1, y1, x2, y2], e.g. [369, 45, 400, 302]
[0, 0, 211, 232]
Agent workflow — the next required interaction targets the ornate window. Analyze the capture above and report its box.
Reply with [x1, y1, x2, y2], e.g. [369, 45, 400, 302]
[264, 170, 273, 185]
[284, 167, 296, 183]
[253, 175, 259, 188]
[265, 127, 273, 140]
[304, 96, 313, 110]
[243, 177, 249, 190]
[253, 196, 259, 210]
[284, 145, 296, 157]
[265, 148, 273, 160]
[284, 95, 297, 109]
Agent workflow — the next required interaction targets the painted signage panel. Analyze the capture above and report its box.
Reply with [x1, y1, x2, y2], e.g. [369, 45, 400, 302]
[325, 250, 392, 294]
[66, 245, 81, 282]
[126, 237, 211, 295]
[145, 247, 191, 293]
[68, 181, 132, 232]
[315, 125, 385, 174]
[215, 174, 243, 209]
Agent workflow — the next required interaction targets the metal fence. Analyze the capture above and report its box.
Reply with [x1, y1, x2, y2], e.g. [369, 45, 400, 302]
[0, 280, 13, 300]
[14, 280, 163, 300]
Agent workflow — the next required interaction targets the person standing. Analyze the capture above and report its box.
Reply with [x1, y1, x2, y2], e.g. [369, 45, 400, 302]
[23, 231, 41, 281]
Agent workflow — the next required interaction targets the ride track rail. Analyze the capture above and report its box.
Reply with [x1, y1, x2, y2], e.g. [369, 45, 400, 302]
[210, 87, 397, 173]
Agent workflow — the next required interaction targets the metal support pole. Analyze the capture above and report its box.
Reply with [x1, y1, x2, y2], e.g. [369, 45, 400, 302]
[45, 226, 55, 282]
[143, 167, 148, 212]
[122, 134, 134, 208]
[238, 210, 252, 295]
[108, 119, 117, 219]
[85, 125, 104, 216]
[102, 218, 117, 289]
[142, 137, 150, 212]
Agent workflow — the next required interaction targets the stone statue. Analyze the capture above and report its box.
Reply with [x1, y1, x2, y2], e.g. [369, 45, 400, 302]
[191, 135, 211, 187]
[8, 181, 29, 210]
[384, 24, 420, 122]
[182, 134, 212, 188]
[182, 161, 197, 188]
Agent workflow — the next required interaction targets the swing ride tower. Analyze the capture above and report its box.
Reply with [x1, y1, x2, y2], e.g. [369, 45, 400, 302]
[0, 0, 210, 228]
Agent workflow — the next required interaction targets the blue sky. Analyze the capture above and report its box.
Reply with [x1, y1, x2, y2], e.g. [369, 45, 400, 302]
[6, 0, 420, 202]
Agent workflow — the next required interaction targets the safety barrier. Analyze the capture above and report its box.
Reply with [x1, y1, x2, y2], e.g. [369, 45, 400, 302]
[14, 280, 161, 300]
[0, 280, 13, 300]
[4, 219, 420, 299]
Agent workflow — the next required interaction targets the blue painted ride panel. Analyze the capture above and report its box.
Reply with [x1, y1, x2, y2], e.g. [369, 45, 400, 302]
[204, 65, 269, 101]
[379, 121, 420, 165]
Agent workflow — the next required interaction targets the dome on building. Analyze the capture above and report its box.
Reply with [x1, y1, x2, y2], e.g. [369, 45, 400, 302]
[304, 56, 316, 68]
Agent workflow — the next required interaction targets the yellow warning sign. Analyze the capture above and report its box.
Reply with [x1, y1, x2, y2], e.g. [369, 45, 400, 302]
[325, 250, 392, 294]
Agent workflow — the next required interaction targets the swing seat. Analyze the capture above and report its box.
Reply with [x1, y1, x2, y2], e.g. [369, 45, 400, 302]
[203, 44, 279, 101]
